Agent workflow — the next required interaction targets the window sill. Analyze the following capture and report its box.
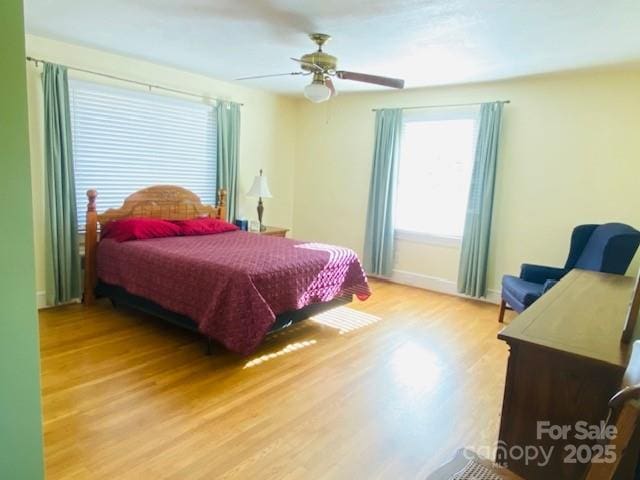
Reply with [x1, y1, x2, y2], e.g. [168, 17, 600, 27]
[394, 229, 461, 247]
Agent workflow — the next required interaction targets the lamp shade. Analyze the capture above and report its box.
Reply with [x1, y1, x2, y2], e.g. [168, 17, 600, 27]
[247, 173, 272, 198]
[304, 82, 331, 103]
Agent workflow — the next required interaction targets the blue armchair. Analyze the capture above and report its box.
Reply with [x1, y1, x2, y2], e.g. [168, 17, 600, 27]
[499, 223, 640, 322]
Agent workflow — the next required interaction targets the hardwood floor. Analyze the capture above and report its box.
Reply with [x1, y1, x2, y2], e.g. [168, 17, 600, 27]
[39, 279, 512, 479]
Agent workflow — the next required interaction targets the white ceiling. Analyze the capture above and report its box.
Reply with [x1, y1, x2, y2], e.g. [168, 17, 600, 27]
[24, 0, 640, 95]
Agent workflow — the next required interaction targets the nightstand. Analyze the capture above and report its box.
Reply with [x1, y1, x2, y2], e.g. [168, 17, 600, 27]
[254, 226, 289, 237]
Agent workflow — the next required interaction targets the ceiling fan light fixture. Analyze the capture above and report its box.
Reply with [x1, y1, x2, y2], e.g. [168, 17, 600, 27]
[237, 33, 405, 97]
[304, 80, 332, 103]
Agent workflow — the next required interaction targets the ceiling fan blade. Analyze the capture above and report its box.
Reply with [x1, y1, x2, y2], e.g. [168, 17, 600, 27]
[235, 72, 305, 80]
[336, 71, 405, 89]
[290, 57, 323, 72]
[325, 76, 336, 97]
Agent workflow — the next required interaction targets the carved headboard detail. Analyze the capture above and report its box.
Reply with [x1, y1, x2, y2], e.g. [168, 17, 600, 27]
[84, 185, 227, 305]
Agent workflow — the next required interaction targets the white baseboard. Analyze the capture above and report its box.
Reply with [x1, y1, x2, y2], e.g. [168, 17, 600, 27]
[386, 269, 501, 305]
[36, 291, 81, 310]
[36, 291, 47, 309]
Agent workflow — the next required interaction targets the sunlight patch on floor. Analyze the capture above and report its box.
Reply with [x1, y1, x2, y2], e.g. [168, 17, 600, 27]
[390, 341, 442, 395]
[243, 340, 317, 368]
[311, 307, 382, 334]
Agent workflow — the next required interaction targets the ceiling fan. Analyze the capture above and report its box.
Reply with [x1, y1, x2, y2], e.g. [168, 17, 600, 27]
[236, 33, 405, 103]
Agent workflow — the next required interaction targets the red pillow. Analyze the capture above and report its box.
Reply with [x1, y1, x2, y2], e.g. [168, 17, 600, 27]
[101, 217, 182, 242]
[173, 217, 239, 236]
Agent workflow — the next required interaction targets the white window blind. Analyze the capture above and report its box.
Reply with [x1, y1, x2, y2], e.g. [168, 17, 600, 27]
[69, 79, 217, 228]
[395, 106, 479, 241]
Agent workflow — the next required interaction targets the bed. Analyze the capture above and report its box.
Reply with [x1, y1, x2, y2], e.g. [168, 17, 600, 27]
[83, 185, 371, 354]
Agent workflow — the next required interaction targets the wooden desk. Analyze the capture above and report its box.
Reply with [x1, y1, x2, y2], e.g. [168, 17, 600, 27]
[497, 269, 638, 479]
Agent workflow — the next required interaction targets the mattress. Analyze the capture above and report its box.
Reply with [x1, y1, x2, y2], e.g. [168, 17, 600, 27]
[97, 230, 370, 354]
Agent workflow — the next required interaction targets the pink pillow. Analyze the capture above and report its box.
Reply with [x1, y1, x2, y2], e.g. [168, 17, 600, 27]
[101, 217, 182, 242]
[173, 217, 239, 236]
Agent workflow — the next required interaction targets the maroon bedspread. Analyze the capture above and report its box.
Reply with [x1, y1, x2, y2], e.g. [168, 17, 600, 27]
[97, 231, 370, 354]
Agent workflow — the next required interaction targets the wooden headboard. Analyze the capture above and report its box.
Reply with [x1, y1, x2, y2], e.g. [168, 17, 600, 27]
[83, 185, 226, 305]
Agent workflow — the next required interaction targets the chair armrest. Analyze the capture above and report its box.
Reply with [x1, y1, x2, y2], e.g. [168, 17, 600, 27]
[520, 263, 566, 284]
[542, 279, 559, 293]
[609, 385, 640, 410]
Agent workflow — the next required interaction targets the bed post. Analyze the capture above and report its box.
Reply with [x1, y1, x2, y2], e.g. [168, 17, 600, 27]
[217, 188, 227, 221]
[83, 189, 98, 306]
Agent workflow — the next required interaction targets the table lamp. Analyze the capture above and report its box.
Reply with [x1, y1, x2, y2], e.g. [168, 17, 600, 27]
[247, 169, 272, 232]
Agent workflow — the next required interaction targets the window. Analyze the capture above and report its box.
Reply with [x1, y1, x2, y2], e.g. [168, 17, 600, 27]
[395, 106, 479, 243]
[69, 80, 217, 229]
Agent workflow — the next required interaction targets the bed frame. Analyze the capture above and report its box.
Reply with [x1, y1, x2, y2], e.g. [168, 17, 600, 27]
[82, 185, 351, 353]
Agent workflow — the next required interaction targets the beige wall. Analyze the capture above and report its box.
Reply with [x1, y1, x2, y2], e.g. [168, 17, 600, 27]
[292, 67, 640, 298]
[26, 35, 297, 305]
[27, 35, 640, 304]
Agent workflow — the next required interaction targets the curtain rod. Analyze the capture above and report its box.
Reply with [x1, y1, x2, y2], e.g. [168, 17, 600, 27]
[25, 56, 244, 106]
[371, 100, 510, 112]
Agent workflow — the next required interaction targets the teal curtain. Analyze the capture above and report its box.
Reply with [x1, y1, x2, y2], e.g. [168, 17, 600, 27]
[363, 109, 403, 276]
[216, 101, 240, 221]
[457, 102, 504, 297]
[43, 63, 81, 305]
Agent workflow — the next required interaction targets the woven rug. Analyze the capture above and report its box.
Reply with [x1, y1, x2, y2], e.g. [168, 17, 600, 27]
[451, 458, 505, 480]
